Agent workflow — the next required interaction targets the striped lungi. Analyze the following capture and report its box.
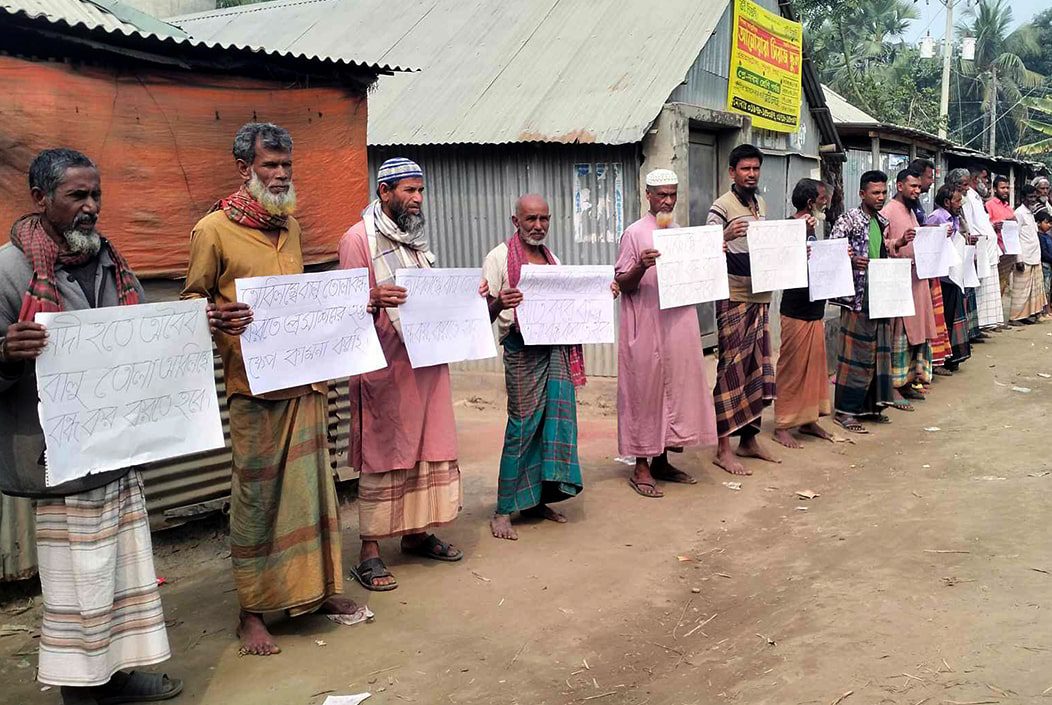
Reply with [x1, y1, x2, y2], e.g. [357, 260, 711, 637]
[929, 279, 951, 366]
[890, 318, 930, 388]
[834, 309, 894, 416]
[496, 330, 582, 515]
[976, 275, 1005, 328]
[1010, 263, 1047, 321]
[774, 316, 831, 429]
[36, 471, 169, 687]
[1043, 263, 1051, 303]
[964, 288, 981, 340]
[713, 300, 775, 438]
[358, 461, 462, 541]
[940, 280, 971, 364]
[228, 391, 342, 616]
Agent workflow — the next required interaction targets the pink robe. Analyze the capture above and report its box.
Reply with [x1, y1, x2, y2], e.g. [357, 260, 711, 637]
[615, 214, 718, 457]
[338, 223, 457, 473]
[880, 200, 937, 346]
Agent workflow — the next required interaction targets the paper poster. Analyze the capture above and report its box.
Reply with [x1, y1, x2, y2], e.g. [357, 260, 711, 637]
[396, 268, 497, 368]
[963, 245, 981, 288]
[726, 0, 803, 133]
[746, 219, 808, 293]
[236, 269, 386, 395]
[947, 234, 967, 290]
[35, 299, 224, 487]
[516, 265, 615, 345]
[807, 238, 855, 301]
[652, 226, 729, 309]
[913, 226, 954, 279]
[1000, 221, 1021, 256]
[867, 259, 915, 319]
[975, 236, 994, 279]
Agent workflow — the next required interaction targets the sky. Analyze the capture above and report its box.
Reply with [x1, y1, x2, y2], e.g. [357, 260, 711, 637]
[905, 0, 1045, 43]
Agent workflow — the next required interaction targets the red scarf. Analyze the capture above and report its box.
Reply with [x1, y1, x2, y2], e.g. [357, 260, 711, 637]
[10, 214, 140, 322]
[506, 232, 587, 387]
[211, 186, 288, 231]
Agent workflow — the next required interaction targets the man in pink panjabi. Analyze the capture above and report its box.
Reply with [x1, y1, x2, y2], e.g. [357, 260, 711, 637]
[615, 168, 718, 498]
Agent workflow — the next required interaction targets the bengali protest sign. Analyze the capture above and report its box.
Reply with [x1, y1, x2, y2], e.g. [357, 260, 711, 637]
[516, 265, 615, 345]
[652, 226, 729, 309]
[396, 268, 496, 368]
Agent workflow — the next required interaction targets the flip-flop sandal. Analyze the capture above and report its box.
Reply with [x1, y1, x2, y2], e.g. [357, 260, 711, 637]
[651, 467, 697, 484]
[628, 477, 663, 498]
[96, 672, 183, 705]
[900, 389, 925, 401]
[863, 414, 892, 424]
[933, 368, 953, 377]
[833, 417, 868, 434]
[888, 402, 915, 412]
[350, 557, 399, 592]
[401, 534, 463, 562]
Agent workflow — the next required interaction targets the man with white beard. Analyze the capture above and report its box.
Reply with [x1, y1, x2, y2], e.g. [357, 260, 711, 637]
[183, 123, 359, 656]
[0, 149, 182, 703]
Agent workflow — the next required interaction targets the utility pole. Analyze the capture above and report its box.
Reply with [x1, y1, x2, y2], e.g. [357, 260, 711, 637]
[938, 0, 955, 139]
[989, 68, 997, 154]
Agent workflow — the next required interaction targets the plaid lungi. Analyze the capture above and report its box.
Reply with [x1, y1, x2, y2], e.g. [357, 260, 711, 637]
[358, 461, 462, 541]
[834, 309, 894, 416]
[496, 330, 583, 515]
[929, 279, 951, 366]
[965, 288, 981, 340]
[976, 274, 1005, 328]
[1009, 263, 1046, 321]
[890, 318, 930, 387]
[940, 280, 971, 364]
[713, 300, 775, 437]
[36, 471, 170, 687]
[228, 392, 342, 616]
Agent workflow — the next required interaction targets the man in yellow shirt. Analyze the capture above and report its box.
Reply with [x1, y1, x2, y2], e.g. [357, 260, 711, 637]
[182, 123, 358, 656]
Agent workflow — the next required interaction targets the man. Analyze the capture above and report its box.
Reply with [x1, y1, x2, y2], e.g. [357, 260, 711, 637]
[946, 168, 986, 343]
[773, 178, 834, 448]
[705, 144, 780, 475]
[881, 168, 935, 405]
[1032, 176, 1050, 218]
[339, 158, 463, 588]
[962, 166, 1005, 331]
[986, 175, 1018, 297]
[484, 194, 595, 535]
[830, 170, 895, 434]
[614, 169, 717, 497]
[1009, 184, 1047, 324]
[907, 159, 951, 375]
[1038, 210, 1052, 315]
[908, 158, 936, 224]
[925, 184, 972, 373]
[183, 123, 354, 655]
[1, 149, 180, 701]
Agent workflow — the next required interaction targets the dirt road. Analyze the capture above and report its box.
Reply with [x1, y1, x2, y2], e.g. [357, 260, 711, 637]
[3, 324, 1052, 705]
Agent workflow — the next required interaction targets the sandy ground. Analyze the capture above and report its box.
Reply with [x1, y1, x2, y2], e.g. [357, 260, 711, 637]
[3, 323, 1052, 705]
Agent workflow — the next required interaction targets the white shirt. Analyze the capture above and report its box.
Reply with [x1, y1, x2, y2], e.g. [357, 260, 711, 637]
[962, 188, 1000, 269]
[1015, 205, 1042, 266]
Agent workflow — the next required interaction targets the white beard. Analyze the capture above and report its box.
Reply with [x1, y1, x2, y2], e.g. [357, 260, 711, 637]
[63, 227, 101, 257]
[247, 171, 297, 216]
[521, 232, 546, 246]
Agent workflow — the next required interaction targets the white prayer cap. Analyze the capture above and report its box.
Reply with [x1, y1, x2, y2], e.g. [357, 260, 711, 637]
[645, 169, 678, 187]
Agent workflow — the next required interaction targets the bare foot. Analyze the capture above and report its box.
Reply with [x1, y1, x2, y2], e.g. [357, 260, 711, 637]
[238, 611, 280, 656]
[773, 429, 802, 449]
[490, 514, 518, 540]
[736, 436, 781, 464]
[521, 504, 567, 523]
[798, 422, 834, 442]
[319, 596, 359, 615]
[713, 448, 751, 476]
[359, 541, 396, 588]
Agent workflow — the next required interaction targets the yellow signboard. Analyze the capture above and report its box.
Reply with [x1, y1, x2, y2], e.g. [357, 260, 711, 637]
[726, 0, 803, 133]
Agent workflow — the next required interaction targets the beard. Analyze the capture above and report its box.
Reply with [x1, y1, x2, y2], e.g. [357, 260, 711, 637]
[390, 198, 426, 235]
[655, 211, 674, 229]
[519, 231, 547, 246]
[973, 181, 990, 199]
[247, 171, 297, 216]
[63, 213, 101, 257]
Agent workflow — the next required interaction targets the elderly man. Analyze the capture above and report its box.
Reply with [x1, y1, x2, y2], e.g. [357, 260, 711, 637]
[339, 158, 464, 588]
[183, 123, 354, 656]
[881, 168, 936, 406]
[1, 149, 180, 702]
[945, 168, 986, 343]
[1009, 184, 1047, 324]
[615, 169, 717, 497]
[1033, 176, 1051, 217]
[484, 194, 600, 537]
[705, 144, 780, 475]
[962, 166, 1005, 332]
[830, 170, 895, 434]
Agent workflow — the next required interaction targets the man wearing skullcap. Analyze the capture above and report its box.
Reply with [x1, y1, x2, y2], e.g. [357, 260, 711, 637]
[184, 123, 358, 656]
[705, 144, 780, 476]
[339, 158, 466, 590]
[614, 169, 717, 497]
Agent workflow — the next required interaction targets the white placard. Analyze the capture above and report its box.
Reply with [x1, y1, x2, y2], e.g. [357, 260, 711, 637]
[914, 226, 954, 279]
[975, 236, 994, 278]
[35, 299, 223, 487]
[651, 226, 729, 309]
[236, 270, 386, 395]
[963, 245, 981, 287]
[1000, 221, 1021, 255]
[396, 268, 496, 368]
[746, 219, 808, 293]
[516, 264, 615, 345]
[807, 238, 855, 301]
[867, 259, 916, 319]
[947, 234, 967, 290]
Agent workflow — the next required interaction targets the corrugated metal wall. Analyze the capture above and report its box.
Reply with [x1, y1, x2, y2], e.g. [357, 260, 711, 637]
[369, 143, 642, 376]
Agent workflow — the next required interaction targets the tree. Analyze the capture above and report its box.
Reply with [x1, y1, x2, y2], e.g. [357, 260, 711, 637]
[1016, 96, 1052, 157]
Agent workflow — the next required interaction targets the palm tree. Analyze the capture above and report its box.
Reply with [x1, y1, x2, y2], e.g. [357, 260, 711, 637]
[956, 0, 1043, 154]
[1016, 96, 1052, 157]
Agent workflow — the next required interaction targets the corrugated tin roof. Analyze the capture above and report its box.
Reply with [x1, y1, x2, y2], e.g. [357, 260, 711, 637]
[2, 0, 407, 73]
[821, 84, 879, 125]
[172, 0, 731, 145]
